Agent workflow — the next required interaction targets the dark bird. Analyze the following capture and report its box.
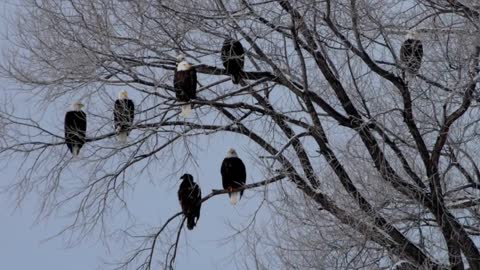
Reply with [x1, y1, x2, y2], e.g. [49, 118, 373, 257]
[400, 30, 423, 79]
[174, 56, 197, 117]
[221, 38, 245, 85]
[220, 148, 246, 205]
[178, 174, 202, 230]
[114, 90, 135, 143]
[64, 101, 87, 157]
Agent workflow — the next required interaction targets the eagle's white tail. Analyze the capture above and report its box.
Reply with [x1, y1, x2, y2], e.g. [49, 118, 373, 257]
[72, 146, 80, 157]
[405, 72, 415, 84]
[180, 104, 192, 117]
[117, 131, 128, 143]
[229, 192, 240, 205]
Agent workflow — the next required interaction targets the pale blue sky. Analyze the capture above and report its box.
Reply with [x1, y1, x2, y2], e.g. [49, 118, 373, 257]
[0, 1, 269, 269]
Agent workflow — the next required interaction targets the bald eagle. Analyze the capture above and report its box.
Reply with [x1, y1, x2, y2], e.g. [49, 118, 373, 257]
[114, 90, 135, 143]
[400, 31, 423, 79]
[174, 58, 197, 117]
[65, 101, 87, 157]
[220, 148, 246, 205]
[178, 174, 202, 230]
[221, 38, 245, 85]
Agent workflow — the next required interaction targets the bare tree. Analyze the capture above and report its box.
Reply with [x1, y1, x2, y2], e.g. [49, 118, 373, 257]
[1, 0, 480, 269]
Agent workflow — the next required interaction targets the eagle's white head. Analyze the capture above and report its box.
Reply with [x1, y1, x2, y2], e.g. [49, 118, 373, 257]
[176, 54, 186, 62]
[226, 148, 238, 158]
[405, 30, 420, 40]
[118, 90, 129, 100]
[177, 60, 193, 71]
[72, 101, 84, 111]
